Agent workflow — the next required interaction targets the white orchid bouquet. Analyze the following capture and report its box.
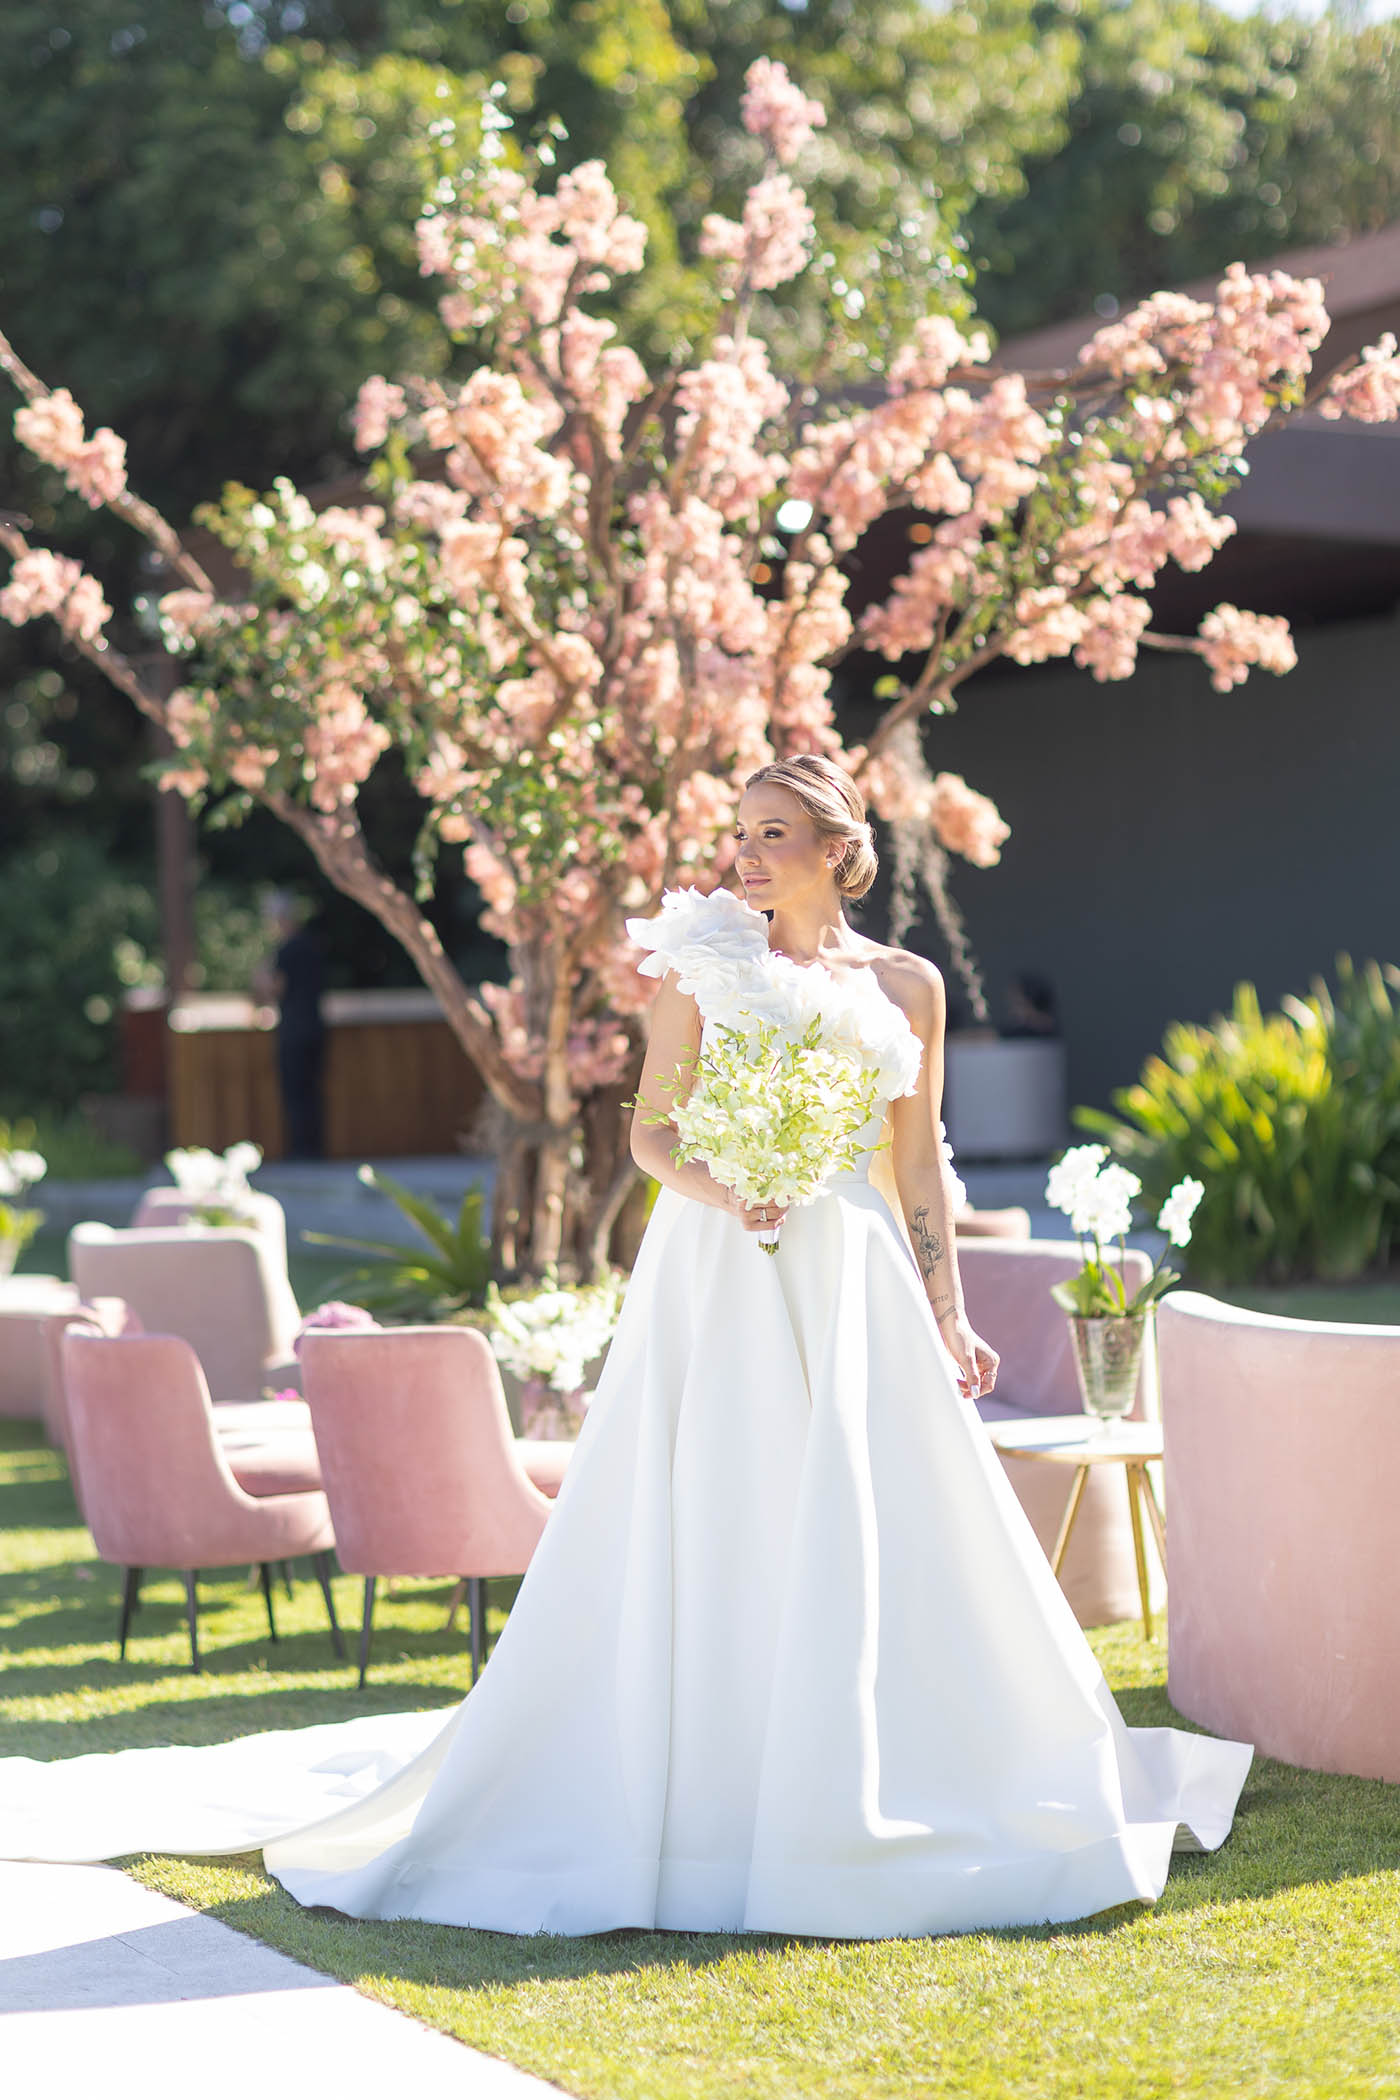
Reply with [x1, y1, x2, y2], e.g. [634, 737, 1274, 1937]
[1046, 1144, 1204, 1316]
[661, 1017, 885, 1255]
[163, 1140, 264, 1227]
[0, 1122, 48, 1265]
[486, 1268, 626, 1397]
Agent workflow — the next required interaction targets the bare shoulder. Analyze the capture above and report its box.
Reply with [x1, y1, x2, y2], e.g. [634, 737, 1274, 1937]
[856, 939, 945, 1039]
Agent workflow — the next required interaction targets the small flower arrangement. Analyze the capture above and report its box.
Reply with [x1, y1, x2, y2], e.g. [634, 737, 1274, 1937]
[0, 1121, 48, 1272]
[486, 1269, 626, 1401]
[1046, 1144, 1204, 1316]
[659, 1017, 884, 1254]
[164, 1141, 263, 1227]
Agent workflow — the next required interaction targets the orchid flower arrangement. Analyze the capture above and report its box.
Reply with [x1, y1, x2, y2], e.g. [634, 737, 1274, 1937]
[1046, 1144, 1204, 1317]
[485, 1269, 626, 1396]
[163, 1141, 263, 1227]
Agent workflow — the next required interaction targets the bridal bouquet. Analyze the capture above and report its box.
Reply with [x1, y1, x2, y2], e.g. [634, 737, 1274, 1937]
[662, 1018, 884, 1254]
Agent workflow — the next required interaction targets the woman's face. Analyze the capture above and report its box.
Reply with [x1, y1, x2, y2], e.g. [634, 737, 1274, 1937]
[734, 783, 839, 910]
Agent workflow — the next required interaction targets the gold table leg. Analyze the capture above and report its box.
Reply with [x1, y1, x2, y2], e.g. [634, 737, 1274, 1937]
[1137, 1462, 1167, 1569]
[1050, 1464, 1091, 1578]
[1125, 1463, 1154, 1641]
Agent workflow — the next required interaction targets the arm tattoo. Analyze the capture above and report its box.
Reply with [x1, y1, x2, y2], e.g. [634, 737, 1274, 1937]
[911, 1204, 944, 1281]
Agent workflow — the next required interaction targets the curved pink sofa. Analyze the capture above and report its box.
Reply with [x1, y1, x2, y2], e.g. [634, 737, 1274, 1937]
[1158, 1289, 1400, 1782]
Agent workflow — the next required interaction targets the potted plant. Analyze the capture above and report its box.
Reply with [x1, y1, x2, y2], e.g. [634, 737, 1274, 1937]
[1045, 1145, 1203, 1421]
[0, 1123, 47, 1278]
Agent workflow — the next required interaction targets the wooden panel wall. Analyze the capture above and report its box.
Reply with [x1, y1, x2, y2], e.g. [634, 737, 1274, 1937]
[168, 1020, 487, 1160]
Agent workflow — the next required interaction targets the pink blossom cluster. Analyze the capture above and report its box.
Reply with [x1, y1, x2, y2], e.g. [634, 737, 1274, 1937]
[13, 388, 127, 508]
[417, 157, 646, 338]
[300, 678, 392, 811]
[927, 773, 1010, 867]
[860, 518, 988, 659]
[1319, 333, 1400, 423]
[699, 174, 814, 293]
[1072, 593, 1154, 682]
[674, 337, 789, 521]
[888, 315, 991, 394]
[480, 979, 631, 1089]
[545, 310, 649, 458]
[740, 56, 826, 166]
[1195, 604, 1297, 692]
[424, 369, 571, 521]
[1083, 264, 1330, 450]
[790, 376, 1049, 555]
[353, 376, 408, 453]
[0, 546, 110, 642]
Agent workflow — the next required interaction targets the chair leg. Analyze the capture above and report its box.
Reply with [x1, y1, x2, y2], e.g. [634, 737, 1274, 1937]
[442, 1578, 467, 1632]
[117, 1567, 143, 1660]
[183, 1570, 202, 1674]
[281, 1560, 295, 1601]
[358, 1575, 376, 1689]
[312, 1551, 346, 1661]
[469, 1577, 486, 1685]
[259, 1562, 279, 1642]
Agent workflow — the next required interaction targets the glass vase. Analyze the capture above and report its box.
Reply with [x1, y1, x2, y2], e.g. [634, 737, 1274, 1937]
[1067, 1309, 1150, 1422]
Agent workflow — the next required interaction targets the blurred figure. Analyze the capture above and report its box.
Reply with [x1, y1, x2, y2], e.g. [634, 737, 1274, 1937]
[256, 893, 327, 1159]
[1002, 971, 1059, 1040]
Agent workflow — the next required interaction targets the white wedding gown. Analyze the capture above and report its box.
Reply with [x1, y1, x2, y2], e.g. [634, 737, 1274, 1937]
[0, 890, 1252, 1939]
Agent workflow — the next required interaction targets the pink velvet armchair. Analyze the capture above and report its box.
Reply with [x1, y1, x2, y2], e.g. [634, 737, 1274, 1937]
[1159, 1289, 1400, 1782]
[61, 1328, 343, 1673]
[299, 1324, 560, 1687]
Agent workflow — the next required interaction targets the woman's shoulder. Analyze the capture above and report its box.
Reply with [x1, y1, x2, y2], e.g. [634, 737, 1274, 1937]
[855, 940, 945, 1038]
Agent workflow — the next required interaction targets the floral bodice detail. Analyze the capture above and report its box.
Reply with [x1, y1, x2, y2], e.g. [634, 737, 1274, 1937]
[626, 885, 923, 1107]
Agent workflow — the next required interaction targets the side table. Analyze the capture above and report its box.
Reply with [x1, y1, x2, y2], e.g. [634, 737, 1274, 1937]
[987, 1414, 1167, 1639]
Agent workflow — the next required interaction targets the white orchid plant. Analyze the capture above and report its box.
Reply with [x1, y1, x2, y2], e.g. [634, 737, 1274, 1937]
[0, 1122, 48, 1258]
[485, 1267, 626, 1397]
[1046, 1144, 1204, 1317]
[163, 1141, 264, 1227]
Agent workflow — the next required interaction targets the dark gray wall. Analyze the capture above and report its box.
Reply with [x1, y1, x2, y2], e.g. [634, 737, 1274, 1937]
[895, 605, 1400, 1119]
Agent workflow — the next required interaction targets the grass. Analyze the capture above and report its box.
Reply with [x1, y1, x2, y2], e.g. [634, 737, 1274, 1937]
[4, 1422, 1400, 2097]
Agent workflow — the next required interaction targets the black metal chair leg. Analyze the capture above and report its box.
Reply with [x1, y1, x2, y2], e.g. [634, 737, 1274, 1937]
[312, 1551, 346, 1661]
[117, 1566, 143, 1660]
[469, 1576, 485, 1684]
[281, 1561, 295, 1601]
[358, 1575, 376, 1689]
[183, 1570, 202, 1674]
[259, 1562, 279, 1642]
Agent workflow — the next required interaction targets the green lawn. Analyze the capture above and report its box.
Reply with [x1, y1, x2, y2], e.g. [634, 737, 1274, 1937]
[3, 1420, 1399, 2098]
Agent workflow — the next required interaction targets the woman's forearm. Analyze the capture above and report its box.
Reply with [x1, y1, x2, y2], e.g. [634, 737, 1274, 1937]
[896, 1157, 966, 1330]
[630, 1118, 732, 1211]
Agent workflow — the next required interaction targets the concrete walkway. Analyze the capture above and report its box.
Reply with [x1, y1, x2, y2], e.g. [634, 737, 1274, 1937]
[0, 1859, 570, 2099]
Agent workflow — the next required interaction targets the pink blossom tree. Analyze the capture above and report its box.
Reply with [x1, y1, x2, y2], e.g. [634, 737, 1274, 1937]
[3, 60, 1397, 1276]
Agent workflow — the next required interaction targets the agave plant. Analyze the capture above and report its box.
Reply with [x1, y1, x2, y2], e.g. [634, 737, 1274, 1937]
[301, 1165, 492, 1319]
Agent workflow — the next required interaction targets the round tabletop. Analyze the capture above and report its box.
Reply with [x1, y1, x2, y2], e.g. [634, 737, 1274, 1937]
[987, 1413, 1163, 1464]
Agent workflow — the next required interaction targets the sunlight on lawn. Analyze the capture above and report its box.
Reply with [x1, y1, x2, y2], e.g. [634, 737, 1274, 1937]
[3, 1418, 1398, 2100]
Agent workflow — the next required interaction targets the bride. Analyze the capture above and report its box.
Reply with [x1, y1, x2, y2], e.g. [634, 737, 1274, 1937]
[0, 754, 1251, 1938]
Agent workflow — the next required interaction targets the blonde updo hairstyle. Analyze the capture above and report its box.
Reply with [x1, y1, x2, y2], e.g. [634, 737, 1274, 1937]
[743, 754, 878, 901]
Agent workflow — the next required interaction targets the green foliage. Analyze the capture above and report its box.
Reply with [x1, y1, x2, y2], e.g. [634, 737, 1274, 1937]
[973, 0, 1400, 341]
[1077, 958, 1400, 1288]
[0, 833, 159, 1107]
[301, 1165, 493, 1317]
[0, 1102, 141, 1183]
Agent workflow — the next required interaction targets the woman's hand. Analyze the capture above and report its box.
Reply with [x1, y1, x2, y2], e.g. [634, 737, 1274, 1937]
[937, 1311, 1000, 1403]
[725, 1188, 790, 1235]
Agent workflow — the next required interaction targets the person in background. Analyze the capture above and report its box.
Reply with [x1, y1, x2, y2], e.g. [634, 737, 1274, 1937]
[255, 893, 327, 1159]
[1001, 971, 1059, 1040]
